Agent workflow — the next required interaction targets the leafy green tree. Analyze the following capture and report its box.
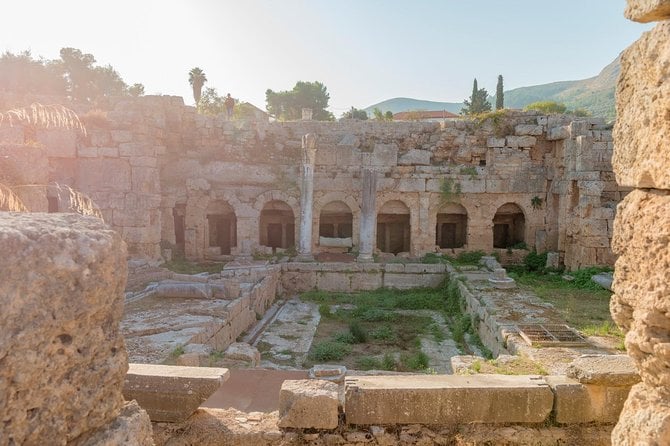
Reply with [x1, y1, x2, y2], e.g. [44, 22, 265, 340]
[461, 78, 491, 115]
[265, 81, 334, 121]
[371, 107, 393, 121]
[384, 111, 394, 120]
[0, 51, 65, 96]
[127, 83, 145, 97]
[188, 67, 207, 104]
[495, 75, 504, 110]
[59, 47, 98, 101]
[525, 101, 567, 114]
[197, 87, 226, 115]
[92, 65, 127, 97]
[341, 107, 368, 120]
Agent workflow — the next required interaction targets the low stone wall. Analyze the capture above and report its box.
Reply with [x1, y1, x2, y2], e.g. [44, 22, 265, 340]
[281, 261, 449, 294]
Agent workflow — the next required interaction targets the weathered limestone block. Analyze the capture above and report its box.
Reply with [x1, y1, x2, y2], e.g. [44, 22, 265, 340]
[0, 213, 128, 445]
[515, 124, 543, 136]
[224, 342, 260, 367]
[613, 22, 670, 189]
[70, 401, 154, 446]
[487, 136, 506, 147]
[625, 0, 670, 22]
[566, 355, 640, 386]
[611, 383, 670, 445]
[611, 189, 670, 386]
[398, 149, 431, 165]
[36, 128, 77, 158]
[123, 363, 229, 422]
[506, 135, 537, 148]
[547, 126, 570, 141]
[545, 376, 631, 424]
[77, 158, 132, 192]
[278, 380, 339, 429]
[345, 375, 553, 425]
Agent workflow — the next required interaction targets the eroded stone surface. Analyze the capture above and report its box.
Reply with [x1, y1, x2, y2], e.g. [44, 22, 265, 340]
[566, 355, 640, 386]
[278, 379, 340, 429]
[624, 0, 670, 22]
[611, 383, 670, 445]
[0, 213, 128, 445]
[613, 22, 670, 189]
[70, 401, 154, 446]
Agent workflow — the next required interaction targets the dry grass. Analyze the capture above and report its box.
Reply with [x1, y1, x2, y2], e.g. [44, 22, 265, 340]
[0, 103, 87, 135]
[0, 183, 28, 211]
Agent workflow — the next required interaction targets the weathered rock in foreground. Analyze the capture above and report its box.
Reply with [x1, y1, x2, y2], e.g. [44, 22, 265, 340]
[0, 213, 129, 445]
[624, 0, 670, 22]
[278, 380, 340, 429]
[70, 401, 154, 446]
[124, 363, 229, 422]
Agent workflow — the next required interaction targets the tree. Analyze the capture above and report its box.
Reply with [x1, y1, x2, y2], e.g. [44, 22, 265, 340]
[127, 83, 145, 97]
[265, 81, 334, 121]
[495, 75, 504, 110]
[188, 67, 207, 104]
[461, 78, 492, 115]
[59, 47, 98, 101]
[371, 107, 393, 121]
[92, 65, 127, 97]
[197, 87, 226, 115]
[524, 101, 567, 114]
[341, 107, 368, 120]
[0, 51, 65, 96]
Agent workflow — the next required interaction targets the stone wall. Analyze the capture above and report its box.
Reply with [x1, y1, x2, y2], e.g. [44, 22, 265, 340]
[0, 213, 152, 445]
[610, 2, 670, 444]
[0, 94, 624, 270]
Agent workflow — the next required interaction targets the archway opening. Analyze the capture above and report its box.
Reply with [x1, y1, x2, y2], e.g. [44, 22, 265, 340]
[319, 201, 353, 239]
[436, 202, 467, 249]
[377, 200, 410, 254]
[207, 201, 237, 255]
[493, 203, 525, 248]
[260, 200, 295, 249]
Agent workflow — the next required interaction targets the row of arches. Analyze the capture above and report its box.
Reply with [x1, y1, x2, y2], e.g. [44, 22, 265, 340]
[172, 199, 527, 256]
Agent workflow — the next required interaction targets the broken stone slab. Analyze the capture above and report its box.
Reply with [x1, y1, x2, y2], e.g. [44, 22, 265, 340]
[591, 272, 613, 291]
[153, 281, 213, 299]
[345, 374, 553, 425]
[123, 363, 229, 422]
[278, 379, 340, 430]
[566, 355, 641, 386]
[224, 342, 261, 367]
[309, 365, 347, 383]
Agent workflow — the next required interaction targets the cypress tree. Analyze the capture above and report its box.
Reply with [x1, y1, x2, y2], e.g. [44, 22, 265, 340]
[496, 75, 504, 110]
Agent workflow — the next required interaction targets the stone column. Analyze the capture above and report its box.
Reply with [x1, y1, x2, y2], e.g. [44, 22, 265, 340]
[297, 133, 317, 260]
[357, 167, 377, 262]
[610, 4, 670, 445]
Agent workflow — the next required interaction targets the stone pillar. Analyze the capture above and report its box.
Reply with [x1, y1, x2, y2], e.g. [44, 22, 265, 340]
[358, 167, 377, 262]
[610, 4, 670, 445]
[297, 133, 317, 260]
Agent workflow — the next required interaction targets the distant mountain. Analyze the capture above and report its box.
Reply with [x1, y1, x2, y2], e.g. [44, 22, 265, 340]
[364, 56, 619, 120]
[363, 98, 463, 115]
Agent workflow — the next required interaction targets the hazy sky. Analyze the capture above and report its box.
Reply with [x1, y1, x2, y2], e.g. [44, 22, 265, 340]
[2, 1, 651, 115]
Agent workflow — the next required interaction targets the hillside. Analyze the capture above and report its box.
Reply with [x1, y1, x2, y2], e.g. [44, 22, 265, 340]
[364, 56, 619, 120]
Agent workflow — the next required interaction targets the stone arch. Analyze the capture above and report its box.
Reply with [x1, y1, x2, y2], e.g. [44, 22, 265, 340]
[377, 199, 412, 254]
[436, 202, 468, 249]
[318, 200, 353, 238]
[259, 200, 296, 249]
[205, 200, 237, 255]
[492, 202, 526, 248]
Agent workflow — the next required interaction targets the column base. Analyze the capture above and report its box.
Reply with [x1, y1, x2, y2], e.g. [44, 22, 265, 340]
[357, 253, 375, 263]
[295, 253, 314, 262]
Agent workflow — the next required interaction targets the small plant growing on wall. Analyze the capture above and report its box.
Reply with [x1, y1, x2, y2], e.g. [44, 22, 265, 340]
[531, 196, 543, 210]
[459, 166, 478, 179]
[440, 178, 462, 203]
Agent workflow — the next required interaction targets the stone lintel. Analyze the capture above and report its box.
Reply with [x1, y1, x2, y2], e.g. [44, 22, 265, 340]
[124, 363, 229, 422]
[344, 374, 553, 425]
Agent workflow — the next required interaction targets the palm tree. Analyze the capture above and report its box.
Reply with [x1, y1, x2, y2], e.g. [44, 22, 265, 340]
[188, 67, 207, 104]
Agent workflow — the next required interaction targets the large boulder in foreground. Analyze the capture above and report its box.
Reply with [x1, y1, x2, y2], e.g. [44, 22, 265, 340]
[0, 213, 129, 445]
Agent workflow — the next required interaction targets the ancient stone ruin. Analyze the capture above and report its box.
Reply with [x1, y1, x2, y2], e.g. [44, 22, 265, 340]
[0, 1, 668, 444]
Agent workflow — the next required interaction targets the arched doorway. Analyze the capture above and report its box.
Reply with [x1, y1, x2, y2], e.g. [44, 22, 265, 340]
[493, 203, 525, 248]
[377, 200, 410, 254]
[436, 203, 467, 249]
[319, 201, 353, 239]
[260, 200, 295, 249]
[206, 201, 237, 255]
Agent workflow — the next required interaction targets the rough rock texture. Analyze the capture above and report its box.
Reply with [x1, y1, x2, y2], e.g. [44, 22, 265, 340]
[278, 379, 339, 429]
[625, 0, 670, 22]
[611, 8, 670, 445]
[71, 401, 154, 446]
[612, 22, 670, 189]
[565, 355, 640, 386]
[611, 190, 670, 387]
[0, 213, 128, 446]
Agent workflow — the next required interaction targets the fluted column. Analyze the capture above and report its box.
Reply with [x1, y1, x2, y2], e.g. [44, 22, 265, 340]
[297, 134, 317, 260]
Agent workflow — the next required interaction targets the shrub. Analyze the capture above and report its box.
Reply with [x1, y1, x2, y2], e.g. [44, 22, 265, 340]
[370, 325, 395, 341]
[525, 101, 567, 114]
[349, 321, 368, 343]
[309, 341, 351, 361]
[401, 351, 430, 371]
[333, 331, 356, 344]
[524, 250, 547, 272]
[456, 250, 486, 265]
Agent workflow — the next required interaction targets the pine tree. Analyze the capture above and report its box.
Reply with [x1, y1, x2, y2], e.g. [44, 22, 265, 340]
[495, 75, 504, 110]
[461, 78, 492, 115]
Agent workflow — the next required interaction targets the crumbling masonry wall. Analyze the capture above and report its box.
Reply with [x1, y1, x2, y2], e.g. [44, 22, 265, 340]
[610, 2, 670, 444]
[0, 96, 625, 269]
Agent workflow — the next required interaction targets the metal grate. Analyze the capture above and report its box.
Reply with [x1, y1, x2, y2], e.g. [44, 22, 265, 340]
[516, 324, 589, 347]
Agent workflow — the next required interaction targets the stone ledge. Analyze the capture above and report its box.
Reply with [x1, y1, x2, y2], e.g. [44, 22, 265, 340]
[345, 374, 553, 425]
[123, 363, 229, 422]
[566, 355, 640, 386]
[278, 380, 340, 429]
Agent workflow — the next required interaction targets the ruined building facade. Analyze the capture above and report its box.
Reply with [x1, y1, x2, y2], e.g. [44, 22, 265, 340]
[1, 98, 625, 270]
